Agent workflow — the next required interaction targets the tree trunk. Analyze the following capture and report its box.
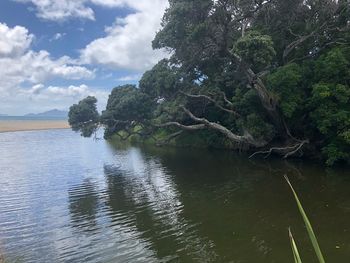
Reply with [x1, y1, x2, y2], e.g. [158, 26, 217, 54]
[246, 68, 285, 132]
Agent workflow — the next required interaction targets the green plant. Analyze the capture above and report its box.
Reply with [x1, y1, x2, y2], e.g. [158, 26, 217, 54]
[289, 227, 302, 263]
[284, 175, 326, 263]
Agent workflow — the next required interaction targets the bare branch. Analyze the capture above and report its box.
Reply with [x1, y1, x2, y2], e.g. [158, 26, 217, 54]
[155, 122, 206, 131]
[249, 140, 308, 159]
[283, 22, 327, 62]
[284, 140, 308, 159]
[181, 106, 266, 147]
[180, 91, 240, 117]
[288, 39, 348, 64]
[230, 0, 274, 24]
[220, 91, 234, 106]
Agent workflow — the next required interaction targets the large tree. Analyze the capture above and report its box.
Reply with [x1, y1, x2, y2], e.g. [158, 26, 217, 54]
[69, 0, 350, 165]
[68, 96, 100, 138]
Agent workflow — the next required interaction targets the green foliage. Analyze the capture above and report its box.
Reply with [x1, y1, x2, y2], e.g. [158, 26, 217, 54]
[289, 228, 303, 263]
[68, 96, 99, 137]
[310, 83, 350, 165]
[103, 85, 153, 122]
[177, 129, 231, 149]
[315, 48, 350, 84]
[231, 88, 262, 117]
[310, 84, 350, 134]
[309, 48, 350, 165]
[322, 143, 350, 166]
[243, 114, 274, 141]
[69, 0, 350, 166]
[153, 0, 212, 52]
[285, 175, 326, 263]
[267, 63, 303, 118]
[101, 85, 154, 138]
[139, 59, 179, 99]
[233, 31, 276, 72]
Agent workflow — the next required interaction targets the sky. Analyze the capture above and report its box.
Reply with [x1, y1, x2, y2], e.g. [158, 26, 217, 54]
[0, 0, 169, 115]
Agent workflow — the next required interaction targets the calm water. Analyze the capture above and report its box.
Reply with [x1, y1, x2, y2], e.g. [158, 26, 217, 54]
[0, 130, 349, 263]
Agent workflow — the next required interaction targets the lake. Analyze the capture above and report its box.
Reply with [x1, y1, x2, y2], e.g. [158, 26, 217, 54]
[0, 129, 349, 262]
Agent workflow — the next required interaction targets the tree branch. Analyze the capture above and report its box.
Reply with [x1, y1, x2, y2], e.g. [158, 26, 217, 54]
[180, 91, 240, 117]
[155, 122, 206, 131]
[181, 106, 266, 147]
[220, 91, 234, 106]
[249, 140, 309, 159]
[283, 22, 329, 62]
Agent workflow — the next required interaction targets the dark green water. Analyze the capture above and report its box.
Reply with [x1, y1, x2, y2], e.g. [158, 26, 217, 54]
[0, 130, 349, 262]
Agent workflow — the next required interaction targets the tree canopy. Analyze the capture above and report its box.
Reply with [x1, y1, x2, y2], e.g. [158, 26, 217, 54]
[68, 96, 99, 138]
[69, 0, 350, 165]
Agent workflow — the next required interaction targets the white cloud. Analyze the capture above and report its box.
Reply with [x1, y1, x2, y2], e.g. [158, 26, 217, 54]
[47, 84, 90, 97]
[90, 0, 127, 8]
[2, 1, 171, 114]
[14, 0, 95, 21]
[26, 84, 107, 100]
[0, 23, 33, 57]
[13, 0, 169, 71]
[14, 0, 165, 21]
[0, 23, 94, 87]
[0, 50, 94, 86]
[1, 84, 109, 115]
[29, 83, 45, 95]
[80, 0, 169, 71]
[50, 33, 66, 42]
[0, 23, 96, 115]
[117, 74, 142, 82]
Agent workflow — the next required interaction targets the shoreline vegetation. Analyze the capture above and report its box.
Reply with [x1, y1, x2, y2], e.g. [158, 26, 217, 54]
[0, 120, 69, 133]
[68, 1, 349, 166]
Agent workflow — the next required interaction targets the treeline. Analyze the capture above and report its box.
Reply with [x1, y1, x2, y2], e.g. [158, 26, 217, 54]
[69, 0, 350, 165]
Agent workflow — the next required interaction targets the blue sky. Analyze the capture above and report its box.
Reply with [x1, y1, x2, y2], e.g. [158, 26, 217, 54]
[0, 0, 168, 115]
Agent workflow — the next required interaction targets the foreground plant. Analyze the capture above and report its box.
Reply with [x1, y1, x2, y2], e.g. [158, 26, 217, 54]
[289, 228, 303, 263]
[285, 175, 326, 263]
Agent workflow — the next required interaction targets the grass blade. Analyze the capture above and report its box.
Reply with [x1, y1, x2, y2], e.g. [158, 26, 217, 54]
[284, 175, 326, 263]
[289, 227, 303, 263]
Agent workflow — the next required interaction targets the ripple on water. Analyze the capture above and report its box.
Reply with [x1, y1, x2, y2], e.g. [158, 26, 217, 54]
[1, 129, 350, 262]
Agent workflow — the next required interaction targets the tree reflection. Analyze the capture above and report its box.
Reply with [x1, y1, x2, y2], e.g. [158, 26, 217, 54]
[68, 178, 99, 233]
[102, 147, 218, 262]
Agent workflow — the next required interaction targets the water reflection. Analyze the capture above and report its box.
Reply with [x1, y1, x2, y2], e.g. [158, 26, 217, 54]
[0, 130, 350, 262]
[68, 179, 100, 232]
[100, 148, 218, 262]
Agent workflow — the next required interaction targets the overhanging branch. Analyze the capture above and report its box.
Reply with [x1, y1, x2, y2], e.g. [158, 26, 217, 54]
[249, 140, 309, 159]
[181, 106, 266, 147]
[180, 91, 240, 117]
[155, 122, 206, 131]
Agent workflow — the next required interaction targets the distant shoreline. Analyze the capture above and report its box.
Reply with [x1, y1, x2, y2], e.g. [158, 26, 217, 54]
[0, 116, 67, 121]
[0, 120, 70, 133]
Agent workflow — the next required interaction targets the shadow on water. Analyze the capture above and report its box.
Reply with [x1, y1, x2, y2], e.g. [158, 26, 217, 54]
[1, 130, 350, 262]
[100, 142, 350, 262]
[68, 179, 100, 233]
[101, 154, 219, 262]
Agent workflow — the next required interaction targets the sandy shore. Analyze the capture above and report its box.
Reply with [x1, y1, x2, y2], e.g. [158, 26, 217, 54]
[0, 120, 70, 133]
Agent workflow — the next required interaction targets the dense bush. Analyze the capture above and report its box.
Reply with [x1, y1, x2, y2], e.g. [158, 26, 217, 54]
[69, 0, 350, 165]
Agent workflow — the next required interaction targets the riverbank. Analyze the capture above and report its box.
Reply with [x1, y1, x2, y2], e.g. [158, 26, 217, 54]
[0, 120, 69, 133]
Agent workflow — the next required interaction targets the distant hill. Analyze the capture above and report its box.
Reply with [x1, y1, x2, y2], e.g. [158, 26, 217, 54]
[25, 109, 68, 119]
[0, 114, 8, 116]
